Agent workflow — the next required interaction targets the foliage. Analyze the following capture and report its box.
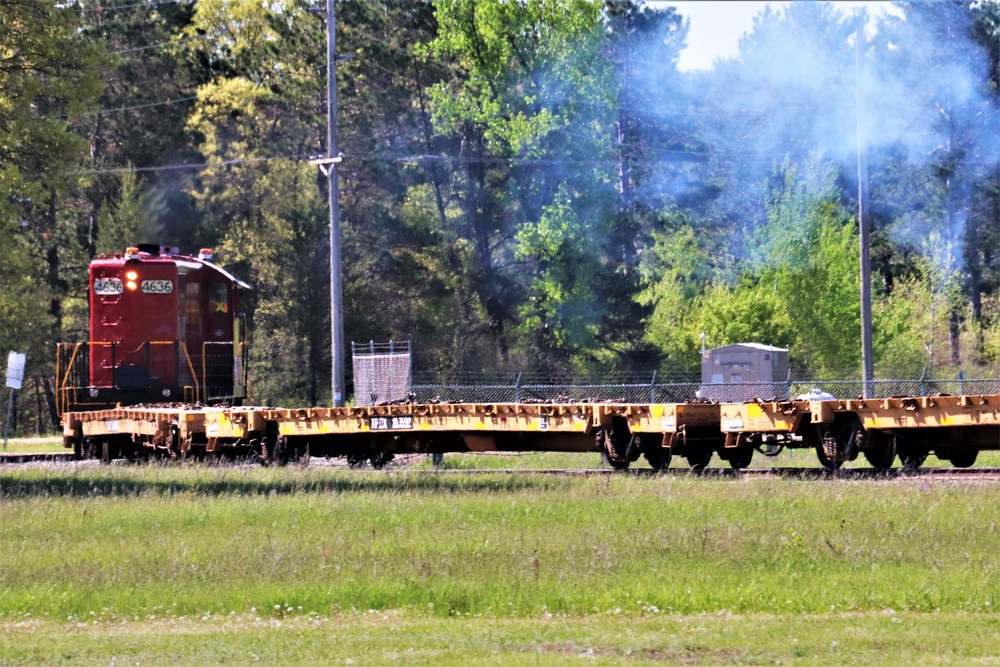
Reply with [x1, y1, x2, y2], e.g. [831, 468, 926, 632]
[3, 0, 1000, 412]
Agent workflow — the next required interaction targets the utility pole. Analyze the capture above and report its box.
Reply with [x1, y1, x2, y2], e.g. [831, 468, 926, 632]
[324, 0, 345, 407]
[855, 11, 875, 399]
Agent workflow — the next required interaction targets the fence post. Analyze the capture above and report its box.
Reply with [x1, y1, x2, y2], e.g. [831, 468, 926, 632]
[919, 366, 927, 397]
[958, 368, 965, 396]
[514, 372, 522, 404]
[650, 370, 657, 404]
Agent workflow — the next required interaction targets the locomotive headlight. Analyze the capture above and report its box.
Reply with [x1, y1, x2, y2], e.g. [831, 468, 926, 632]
[126, 280, 138, 291]
[126, 271, 138, 280]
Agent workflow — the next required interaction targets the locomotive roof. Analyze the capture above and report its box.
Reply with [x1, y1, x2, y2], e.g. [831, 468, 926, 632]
[93, 251, 251, 290]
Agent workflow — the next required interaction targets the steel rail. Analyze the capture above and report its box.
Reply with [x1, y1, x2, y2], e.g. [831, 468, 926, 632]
[4, 453, 1000, 481]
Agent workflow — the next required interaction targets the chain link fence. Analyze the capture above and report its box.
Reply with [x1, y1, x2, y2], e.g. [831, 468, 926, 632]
[353, 341, 412, 406]
[409, 372, 1000, 404]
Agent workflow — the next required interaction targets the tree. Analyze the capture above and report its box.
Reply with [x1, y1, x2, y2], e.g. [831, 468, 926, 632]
[0, 0, 106, 352]
[425, 0, 691, 371]
[873, 1, 1000, 368]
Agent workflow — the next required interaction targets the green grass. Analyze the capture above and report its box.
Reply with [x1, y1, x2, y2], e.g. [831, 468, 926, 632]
[2, 465, 999, 664]
[0, 436, 63, 454]
[410, 447, 1000, 470]
[3, 612, 999, 665]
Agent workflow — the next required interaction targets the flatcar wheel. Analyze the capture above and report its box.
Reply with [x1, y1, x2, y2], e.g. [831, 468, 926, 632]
[862, 433, 896, 470]
[370, 452, 394, 469]
[643, 446, 672, 470]
[346, 454, 368, 468]
[248, 439, 270, 466]
[601, 449, 631, 471]
[815, 445, 843, 470]
[948, 449, 978, 468]
[899, 450, 927, 470]
[599, 426, 631, 471]
[727, 447, 753, 470]
[685, 449, 712, 470]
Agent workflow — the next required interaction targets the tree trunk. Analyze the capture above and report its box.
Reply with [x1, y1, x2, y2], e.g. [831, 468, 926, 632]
[41, 376, 60, 429]
[949, 309, 961, 366]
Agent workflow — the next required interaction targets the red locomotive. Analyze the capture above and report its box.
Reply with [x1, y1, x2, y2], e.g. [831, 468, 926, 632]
[56, 245, 249, 413]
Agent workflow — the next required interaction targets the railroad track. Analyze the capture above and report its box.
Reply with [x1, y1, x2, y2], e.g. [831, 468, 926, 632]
[398, 466, 1000, 480]
[3, 452, 1000, 480]
[0, 452, 75, 464]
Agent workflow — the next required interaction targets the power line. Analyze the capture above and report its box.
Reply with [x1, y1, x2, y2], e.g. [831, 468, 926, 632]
[79, 95, 198, 116]
[109, 34, 206, 55]
[71, 152, 311, 175]
[68, 143, 998, 177]
[63, 0, 194, 12]
[63, 0, 189, 13]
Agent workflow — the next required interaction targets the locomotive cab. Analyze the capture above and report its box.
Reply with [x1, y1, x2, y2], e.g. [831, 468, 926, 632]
[56, 245, 250, 414]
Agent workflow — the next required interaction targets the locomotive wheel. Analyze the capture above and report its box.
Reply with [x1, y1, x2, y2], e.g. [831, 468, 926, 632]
[726, 447, 754, 470]
[643, 446, 672, 470]
[862, 432, 896, 470]
[948, 449, 978, 468]
[685, 449, 712, 470]
[814, 444, 844, 470]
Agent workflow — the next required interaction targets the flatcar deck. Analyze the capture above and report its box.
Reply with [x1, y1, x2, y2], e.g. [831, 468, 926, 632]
[59, 396, 1000, 469]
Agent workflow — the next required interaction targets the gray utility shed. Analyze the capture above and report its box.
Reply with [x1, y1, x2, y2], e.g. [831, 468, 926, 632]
[700, 343, 790, 402]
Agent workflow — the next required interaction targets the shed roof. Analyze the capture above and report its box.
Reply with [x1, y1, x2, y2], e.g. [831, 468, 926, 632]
[708, 343, 788, 353]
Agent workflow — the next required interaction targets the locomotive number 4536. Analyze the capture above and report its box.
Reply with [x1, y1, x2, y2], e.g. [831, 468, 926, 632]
[141, 280, 174, 294]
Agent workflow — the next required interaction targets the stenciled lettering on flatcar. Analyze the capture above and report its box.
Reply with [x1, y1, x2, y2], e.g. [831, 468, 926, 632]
[140, 279, 174, 294]
[369, 415, 414, 431]
[93, 278, 124, 295]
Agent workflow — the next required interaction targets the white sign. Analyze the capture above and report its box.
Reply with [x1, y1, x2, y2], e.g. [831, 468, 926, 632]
[141, 279, 174, 294]
[94, 278, 124, 295]
[5, 352, 25, 389]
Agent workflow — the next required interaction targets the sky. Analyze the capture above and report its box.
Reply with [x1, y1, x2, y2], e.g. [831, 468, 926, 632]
[651, 1, 903, 71]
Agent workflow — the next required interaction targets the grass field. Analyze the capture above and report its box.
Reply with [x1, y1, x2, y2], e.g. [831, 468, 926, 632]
[0, 436, 63, 454]
[1, 464, 999, 664]
[408, 447, 1000, 470]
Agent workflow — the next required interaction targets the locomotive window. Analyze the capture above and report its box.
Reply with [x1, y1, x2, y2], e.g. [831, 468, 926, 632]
[210, 283, 229, 314]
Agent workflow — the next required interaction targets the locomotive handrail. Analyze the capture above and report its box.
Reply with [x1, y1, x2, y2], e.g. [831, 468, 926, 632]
[56, 342, 86, 417]
[55, 340, 203, 414]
